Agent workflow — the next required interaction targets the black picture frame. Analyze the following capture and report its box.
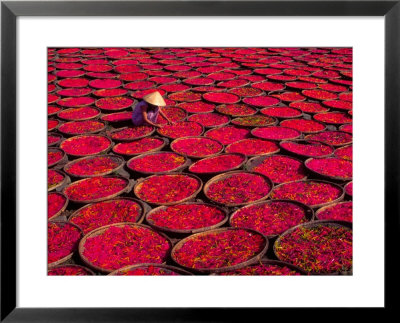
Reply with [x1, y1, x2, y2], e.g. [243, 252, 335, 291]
[1, 1, 398, 321]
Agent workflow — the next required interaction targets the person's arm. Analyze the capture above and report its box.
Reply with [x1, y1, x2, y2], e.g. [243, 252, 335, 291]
[158, 107, 174, 124]
[141, 105, 161, 128]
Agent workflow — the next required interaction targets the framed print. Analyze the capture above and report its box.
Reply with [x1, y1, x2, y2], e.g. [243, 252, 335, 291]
[1, 0, 399, 321]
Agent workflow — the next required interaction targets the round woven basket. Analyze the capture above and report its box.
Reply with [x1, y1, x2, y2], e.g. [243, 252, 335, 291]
[279, 139, 335, 159]
[170, 227, 269, 274]
[126, 151, 191, 176]
[203, 170, 273, 207]
[48, 170, 70, 192]
[78, 222, 173, 274]
[260, 107, 303, 120]
[145, 201, 229, 235]
[245, 154, 307, 184]
[156, 121, 204, 140]
[230, 115, 278, 128]
[57, 107, 101, 121]
[48, 132, 63, 147]
[48, 220, 84, 269]
[133, 173, 203, 206]
[48, 147, 67, 168]
[304, 157, 352, 182]
[107, 126, 156, 142]
[314, 200, 352, 222]
[279, 119, 327, 134]
[170, 136, 224, 159]
[229, 199, 314, 240]
[58, 121, 107, 137]
[60, 134, 113, 158]
[108, 263, 193, 276]
[188, 153, 247, 176]
[273, 220, 352, 275]
[225, 138, 281, 158]
[63, 154, 125, 179]
[68, 197, 150, 233]
[48, 192, 69, 220]
[211, 259, 308, 275]
[271, 179, 345, 209]
[94, 97, 136, 112]
[48, 264, 96, 276]
[63, 176, 134, 204]
[112, 136, 168, 158]
[344, 181, 353, 198]
[251, 126, 302, 142]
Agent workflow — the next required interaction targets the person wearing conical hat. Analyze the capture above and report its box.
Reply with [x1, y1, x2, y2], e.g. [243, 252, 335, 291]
[131, 91, 173, 128]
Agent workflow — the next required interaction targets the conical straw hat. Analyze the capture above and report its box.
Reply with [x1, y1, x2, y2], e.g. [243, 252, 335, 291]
[143, 91, 166, 107]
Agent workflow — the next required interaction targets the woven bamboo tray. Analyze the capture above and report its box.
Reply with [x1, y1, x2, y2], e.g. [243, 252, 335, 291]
[304, 157, 352, 182]
[48, 169, 70, 192]
[170, 136, 224, 159]
[48, 220, 84, 269]
[134, 173, 203, 206]
[203, 170, 273, 207]
[112, 136, 168, 158]
[78, 222, 173, 274]
[47, 264, 96, 275]
[271, 179, 345, 209]
[145, 201, 229, 235]
[108, 263, 193, 276]
[229, 199, 314, 240]
[59, 134, 113, 158]
[68, 197, 150, 233]
[57, 107, 101, 121]
[225, 138, 281, 158]
[273, 220, 352, 275]
[63, 154, 125, 179]
[48, 192, 69, 220]
[48, 147, 67, 168]
[279, 139, 335, 159]
[63, 176, 134, 204]
[188, 153, 247, 176]
[107, 126, 156, 142]
[126, 151, 191, 176]
[58, 121, 107, 137]
[171, 227, 269, 274]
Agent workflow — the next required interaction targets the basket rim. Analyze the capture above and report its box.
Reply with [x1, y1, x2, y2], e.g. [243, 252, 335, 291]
[304, 156, 353, 181]
[280, 118, 327, 134]
[78, 222, 173, 274]
[251, 126, 302, 141]
[108, 263, 193, 276]
[63, 154, 125, 178]
[48, 191, 69, 220]
[260, 106, 304, 120]
[47, 263, 96, 276]
[48, 147, 67, 168]
[230, 115, 278, 127]
[126, 150, 191, 175]
[145, 201, 229, 235]
[245, 154, 307, 184]
[170, 136, 225, 159]
[344, 181, 353, 196]
[57, 106, 101, 121]
[48, 169, 70, 192]
[48, 220, 84, 269]
[60, 134, 112, 157]
[48, 132, 63, 147]
[94, 96, 136, 111]
[273, 220, 352, 275]
[279, 139, 335, 159]
[58, 120, 107, 136]
[112, 136, 168, 157]
[170, 227, 269, 273]
[133, 172, 203, 206]
[68, 197, 149, 234]
[203, 170, 274, 207]
[314, 200, 353, 221]
[108, 125, 156, 142]
[312, 111, 353, 125]
[229, 198, 315, 239]
[63, 175, 133, 204]
[212, 259, 308, 275]
[188, 152, 247, 175]
[225, 138, 281, 157]
[304, 131, 353, 147]
[156, 121, 204, 139]
[48, 118, 60, 131]
[270, 178, 345, 209]
[215, 103, 258, 117]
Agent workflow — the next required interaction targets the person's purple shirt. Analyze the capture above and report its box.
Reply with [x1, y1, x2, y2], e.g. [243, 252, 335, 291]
[131, 100, 159, 126]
